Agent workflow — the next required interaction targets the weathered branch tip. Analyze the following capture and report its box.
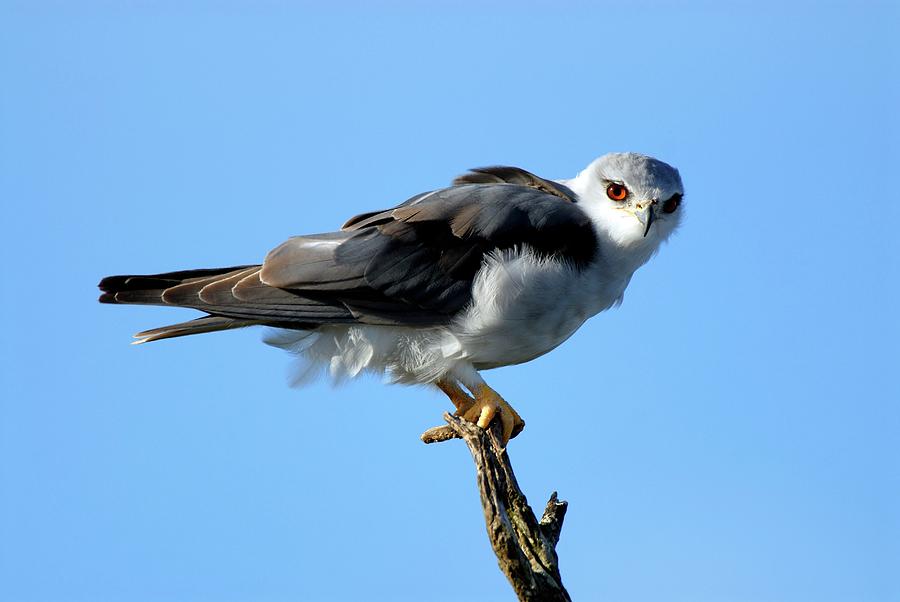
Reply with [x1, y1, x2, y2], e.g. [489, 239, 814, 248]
[421, 412, 571, 602]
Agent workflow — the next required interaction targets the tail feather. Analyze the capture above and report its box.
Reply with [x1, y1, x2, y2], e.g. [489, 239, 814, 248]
[133, 316, 259, 344]
[98, 264, 354, 343]
[100, 265, 264, 343]
[99, 266, 256, 305]
[166, 267, 259, 305]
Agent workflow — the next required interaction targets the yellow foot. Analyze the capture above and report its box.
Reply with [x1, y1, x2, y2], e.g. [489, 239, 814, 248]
[460, 384, 525, 447]
[435, 380, 525, 446]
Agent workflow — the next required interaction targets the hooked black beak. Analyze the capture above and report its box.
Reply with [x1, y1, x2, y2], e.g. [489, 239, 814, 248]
[635, 200, 658, 237]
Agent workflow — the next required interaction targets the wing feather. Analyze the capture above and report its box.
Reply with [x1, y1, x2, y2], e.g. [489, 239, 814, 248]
[100, 164, 597, 338]
[261, 172, 598, 322]
[452, 165, 576, 201]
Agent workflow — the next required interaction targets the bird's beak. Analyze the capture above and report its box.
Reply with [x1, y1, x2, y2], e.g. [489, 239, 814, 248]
[634, 200, 658, 237]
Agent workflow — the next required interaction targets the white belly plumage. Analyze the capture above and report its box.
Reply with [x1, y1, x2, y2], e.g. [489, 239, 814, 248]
[265, 248, 630, 389]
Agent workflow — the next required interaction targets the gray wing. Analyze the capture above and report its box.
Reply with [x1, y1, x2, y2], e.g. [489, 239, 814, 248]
[260, 167, 596, 323]
[340, 165, 577, 230]
[99, 165, 598, 340]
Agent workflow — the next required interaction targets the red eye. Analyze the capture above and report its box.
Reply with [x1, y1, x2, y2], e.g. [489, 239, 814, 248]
[606, 183, 628, 201]
[662, 193, 682, 214]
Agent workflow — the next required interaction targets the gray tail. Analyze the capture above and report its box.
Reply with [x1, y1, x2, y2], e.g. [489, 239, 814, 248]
[98, 266, 255, 305]
[131, 315, 259, 345]
[98, 266, 261, 343]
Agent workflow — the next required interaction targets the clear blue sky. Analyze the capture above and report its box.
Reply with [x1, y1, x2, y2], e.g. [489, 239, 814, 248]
[1, 2, 897, 601]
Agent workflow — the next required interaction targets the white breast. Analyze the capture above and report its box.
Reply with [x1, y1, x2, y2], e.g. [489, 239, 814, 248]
[448, 248, 631, 369]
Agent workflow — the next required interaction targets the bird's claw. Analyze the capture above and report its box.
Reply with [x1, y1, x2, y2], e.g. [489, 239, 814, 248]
[456, 385, 525, 447]
[436, 379, 525, 447]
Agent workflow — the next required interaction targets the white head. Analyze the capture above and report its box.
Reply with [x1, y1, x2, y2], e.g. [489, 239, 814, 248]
[567, 153, 684, 254]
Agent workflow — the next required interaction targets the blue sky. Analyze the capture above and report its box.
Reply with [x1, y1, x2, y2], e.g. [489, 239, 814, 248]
[1, 1, 897, 601]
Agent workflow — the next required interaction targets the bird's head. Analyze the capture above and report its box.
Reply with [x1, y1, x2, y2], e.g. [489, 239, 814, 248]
[569, 152, 684, 252]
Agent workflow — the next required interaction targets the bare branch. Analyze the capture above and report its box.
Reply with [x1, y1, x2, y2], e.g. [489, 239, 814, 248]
[423, 413, 571, 602]
[539, 491, 568, 548]
[420, 424, 460, 444]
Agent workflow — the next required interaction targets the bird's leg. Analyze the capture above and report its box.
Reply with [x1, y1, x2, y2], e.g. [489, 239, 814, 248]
[460, 383, 525, 447]
[435, 379, 525, 446]
[436, 379, 476, 415]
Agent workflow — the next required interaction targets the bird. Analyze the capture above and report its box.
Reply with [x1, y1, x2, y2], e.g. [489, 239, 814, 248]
[99, 152, 684, 446]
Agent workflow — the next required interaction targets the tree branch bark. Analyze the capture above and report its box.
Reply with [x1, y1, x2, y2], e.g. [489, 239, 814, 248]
[422, 413, 571, 602]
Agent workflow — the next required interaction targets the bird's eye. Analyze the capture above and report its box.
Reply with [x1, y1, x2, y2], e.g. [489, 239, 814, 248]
[606, 183, 628, 201]
[662, 193, 682, 214]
